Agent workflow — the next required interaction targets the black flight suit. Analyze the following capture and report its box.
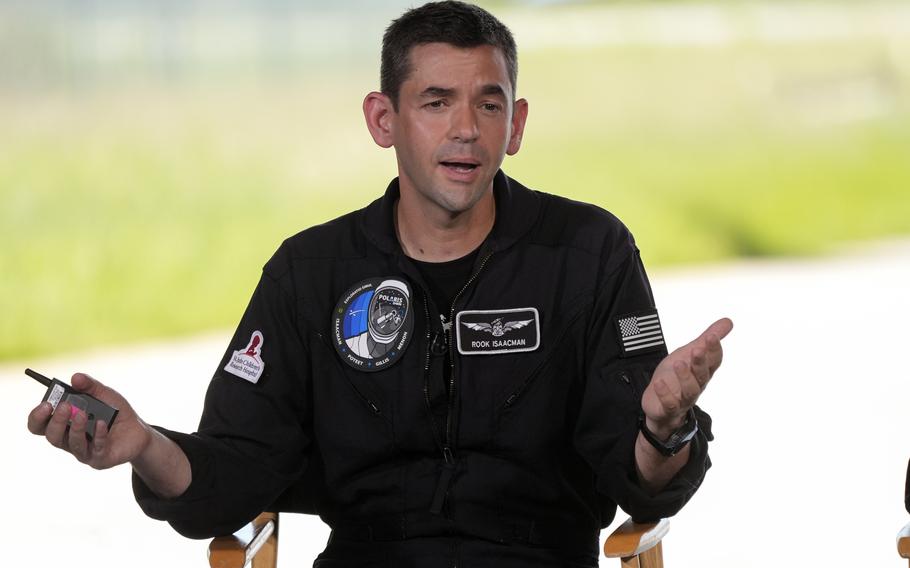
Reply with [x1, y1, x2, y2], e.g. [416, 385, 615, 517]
[134, 171, 712, 567]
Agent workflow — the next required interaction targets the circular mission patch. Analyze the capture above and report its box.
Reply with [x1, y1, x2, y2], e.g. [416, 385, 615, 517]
[331, 277, 414, 372]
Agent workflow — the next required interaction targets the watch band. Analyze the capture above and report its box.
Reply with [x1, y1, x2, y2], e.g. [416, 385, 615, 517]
[639, 408, 698, 457]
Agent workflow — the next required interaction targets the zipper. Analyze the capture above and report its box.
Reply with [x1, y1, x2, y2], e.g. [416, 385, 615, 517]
[618, 366, 643, 398]
[428, 250, 494, 515]
[424, 290, 451, 515]
[422, 293, 445, 452]
[317, 332, 384, 417]
[444, 251, 494, 451]
[502, 300, 588, 409]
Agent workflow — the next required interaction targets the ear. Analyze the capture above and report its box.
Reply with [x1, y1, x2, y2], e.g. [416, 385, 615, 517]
[363, 91, 395, 149]
[506, 98, 529, 156]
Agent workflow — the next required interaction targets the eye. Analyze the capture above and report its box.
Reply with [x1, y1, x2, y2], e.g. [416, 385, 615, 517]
[424, 100, 446, 110]
[481, 103, 502, 113]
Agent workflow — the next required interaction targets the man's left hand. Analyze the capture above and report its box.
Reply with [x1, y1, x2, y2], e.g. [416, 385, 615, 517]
[641, 318, 733, 440]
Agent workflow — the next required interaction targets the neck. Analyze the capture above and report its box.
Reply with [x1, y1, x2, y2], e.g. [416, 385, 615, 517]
[395, 191, 494, 263]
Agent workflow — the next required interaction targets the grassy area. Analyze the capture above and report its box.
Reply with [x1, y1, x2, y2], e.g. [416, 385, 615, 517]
[2, 6, 910, 361]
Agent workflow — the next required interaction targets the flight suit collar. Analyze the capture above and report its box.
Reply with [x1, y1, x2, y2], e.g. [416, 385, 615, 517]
[360, 169, 542, 257]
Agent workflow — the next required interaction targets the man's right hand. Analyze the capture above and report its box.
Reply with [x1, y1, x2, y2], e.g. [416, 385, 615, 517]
[26, 372, 153, 470]
[26, 372, 192, 498]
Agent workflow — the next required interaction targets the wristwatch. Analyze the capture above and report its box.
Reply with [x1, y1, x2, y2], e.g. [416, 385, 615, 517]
[639, 408, 698, 457]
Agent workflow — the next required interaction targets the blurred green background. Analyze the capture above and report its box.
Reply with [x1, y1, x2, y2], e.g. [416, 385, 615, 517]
[2, 0, 909, 361]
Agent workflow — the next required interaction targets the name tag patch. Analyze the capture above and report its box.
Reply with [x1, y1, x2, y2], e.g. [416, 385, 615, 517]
[456, 307, 540, 355]
[224, 331, 266, 384]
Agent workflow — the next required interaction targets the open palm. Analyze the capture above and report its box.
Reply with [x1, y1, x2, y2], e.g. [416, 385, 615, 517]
[641, 318, 733, 435]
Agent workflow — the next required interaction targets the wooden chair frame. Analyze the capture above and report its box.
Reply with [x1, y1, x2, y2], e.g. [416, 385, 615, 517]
[603, 517, 669, 568]
[898, 521, 910, 566]
[208, 512, 278, 568]
[208, 514, 668, 568]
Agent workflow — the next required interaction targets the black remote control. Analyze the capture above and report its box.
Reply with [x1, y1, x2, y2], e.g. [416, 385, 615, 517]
[26, 368, 119, 440]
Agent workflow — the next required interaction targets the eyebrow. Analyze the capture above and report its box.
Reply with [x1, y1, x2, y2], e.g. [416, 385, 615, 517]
[420, 86, 456, 98]
[479, 84, 507, 98]
[418, 84, 508, 99]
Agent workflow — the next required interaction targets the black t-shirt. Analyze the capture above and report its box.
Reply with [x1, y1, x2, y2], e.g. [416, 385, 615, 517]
[412, 247, 480, 318]
[412, 248, 481, 419]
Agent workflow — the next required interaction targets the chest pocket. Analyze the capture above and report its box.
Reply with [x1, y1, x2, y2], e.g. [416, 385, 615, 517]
[309, 332, 398, 477]
[455, 295, 592, 448]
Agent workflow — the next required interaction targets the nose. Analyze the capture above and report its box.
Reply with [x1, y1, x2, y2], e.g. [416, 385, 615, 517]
[449, 104, 479, 143]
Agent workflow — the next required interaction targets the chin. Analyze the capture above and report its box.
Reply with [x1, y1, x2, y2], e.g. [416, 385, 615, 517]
[438, 187, 488, 213]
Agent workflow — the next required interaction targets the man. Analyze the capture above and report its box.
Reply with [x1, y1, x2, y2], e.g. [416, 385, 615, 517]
[27, 2, 732, 566]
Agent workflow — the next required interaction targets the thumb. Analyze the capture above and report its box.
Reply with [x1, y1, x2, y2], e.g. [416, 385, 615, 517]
[71, 372, 131, 416]
[71, 373, 106, 397]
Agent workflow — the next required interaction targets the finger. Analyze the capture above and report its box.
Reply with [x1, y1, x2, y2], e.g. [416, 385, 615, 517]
[67, 409, 90, 461]
[92, 421, 109, 456]
[653, 365, 685, 416]
[703, 317, 733, 342]
[44, 401, 71, 449]
[690, 345, 711, 388]
[678, 366, 703, 402]
[673, 352, 702, 402]
[704, 332, 725, 376]
[691, 318, 730, 375]
[27, 402, 54, 435]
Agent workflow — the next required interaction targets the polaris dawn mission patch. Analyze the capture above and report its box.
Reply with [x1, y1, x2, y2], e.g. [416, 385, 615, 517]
[332, 278, 414, 372]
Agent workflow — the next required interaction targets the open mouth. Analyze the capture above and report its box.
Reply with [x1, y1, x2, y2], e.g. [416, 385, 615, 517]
[440, 161, 479, 172]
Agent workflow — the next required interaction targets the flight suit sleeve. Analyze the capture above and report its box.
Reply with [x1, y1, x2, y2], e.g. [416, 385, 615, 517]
[132, 250, 312, 538]
[574, 237, 713, 523]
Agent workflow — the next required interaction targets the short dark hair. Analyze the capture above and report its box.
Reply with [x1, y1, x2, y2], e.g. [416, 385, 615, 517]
[381, 1, 518, 110]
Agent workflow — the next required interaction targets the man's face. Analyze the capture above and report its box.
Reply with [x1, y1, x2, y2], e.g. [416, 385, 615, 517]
[388, 43, 527, 216]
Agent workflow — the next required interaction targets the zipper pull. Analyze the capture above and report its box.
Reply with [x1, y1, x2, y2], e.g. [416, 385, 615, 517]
[440, 314, 452, 333]
[429, 446, 456, 515]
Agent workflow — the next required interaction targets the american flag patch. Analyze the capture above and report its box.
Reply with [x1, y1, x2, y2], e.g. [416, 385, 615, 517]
[615, 310, 666, 356]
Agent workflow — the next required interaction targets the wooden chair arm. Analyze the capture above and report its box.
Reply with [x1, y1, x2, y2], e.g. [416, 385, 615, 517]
[603, 517, 669, 558]
[898, 520, 910, 559]
[208, 512, 279, 568]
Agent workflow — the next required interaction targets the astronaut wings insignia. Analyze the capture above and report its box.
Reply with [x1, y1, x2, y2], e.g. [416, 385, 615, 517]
[462, 318, 533, 337]
[456, 308, 540, 355]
